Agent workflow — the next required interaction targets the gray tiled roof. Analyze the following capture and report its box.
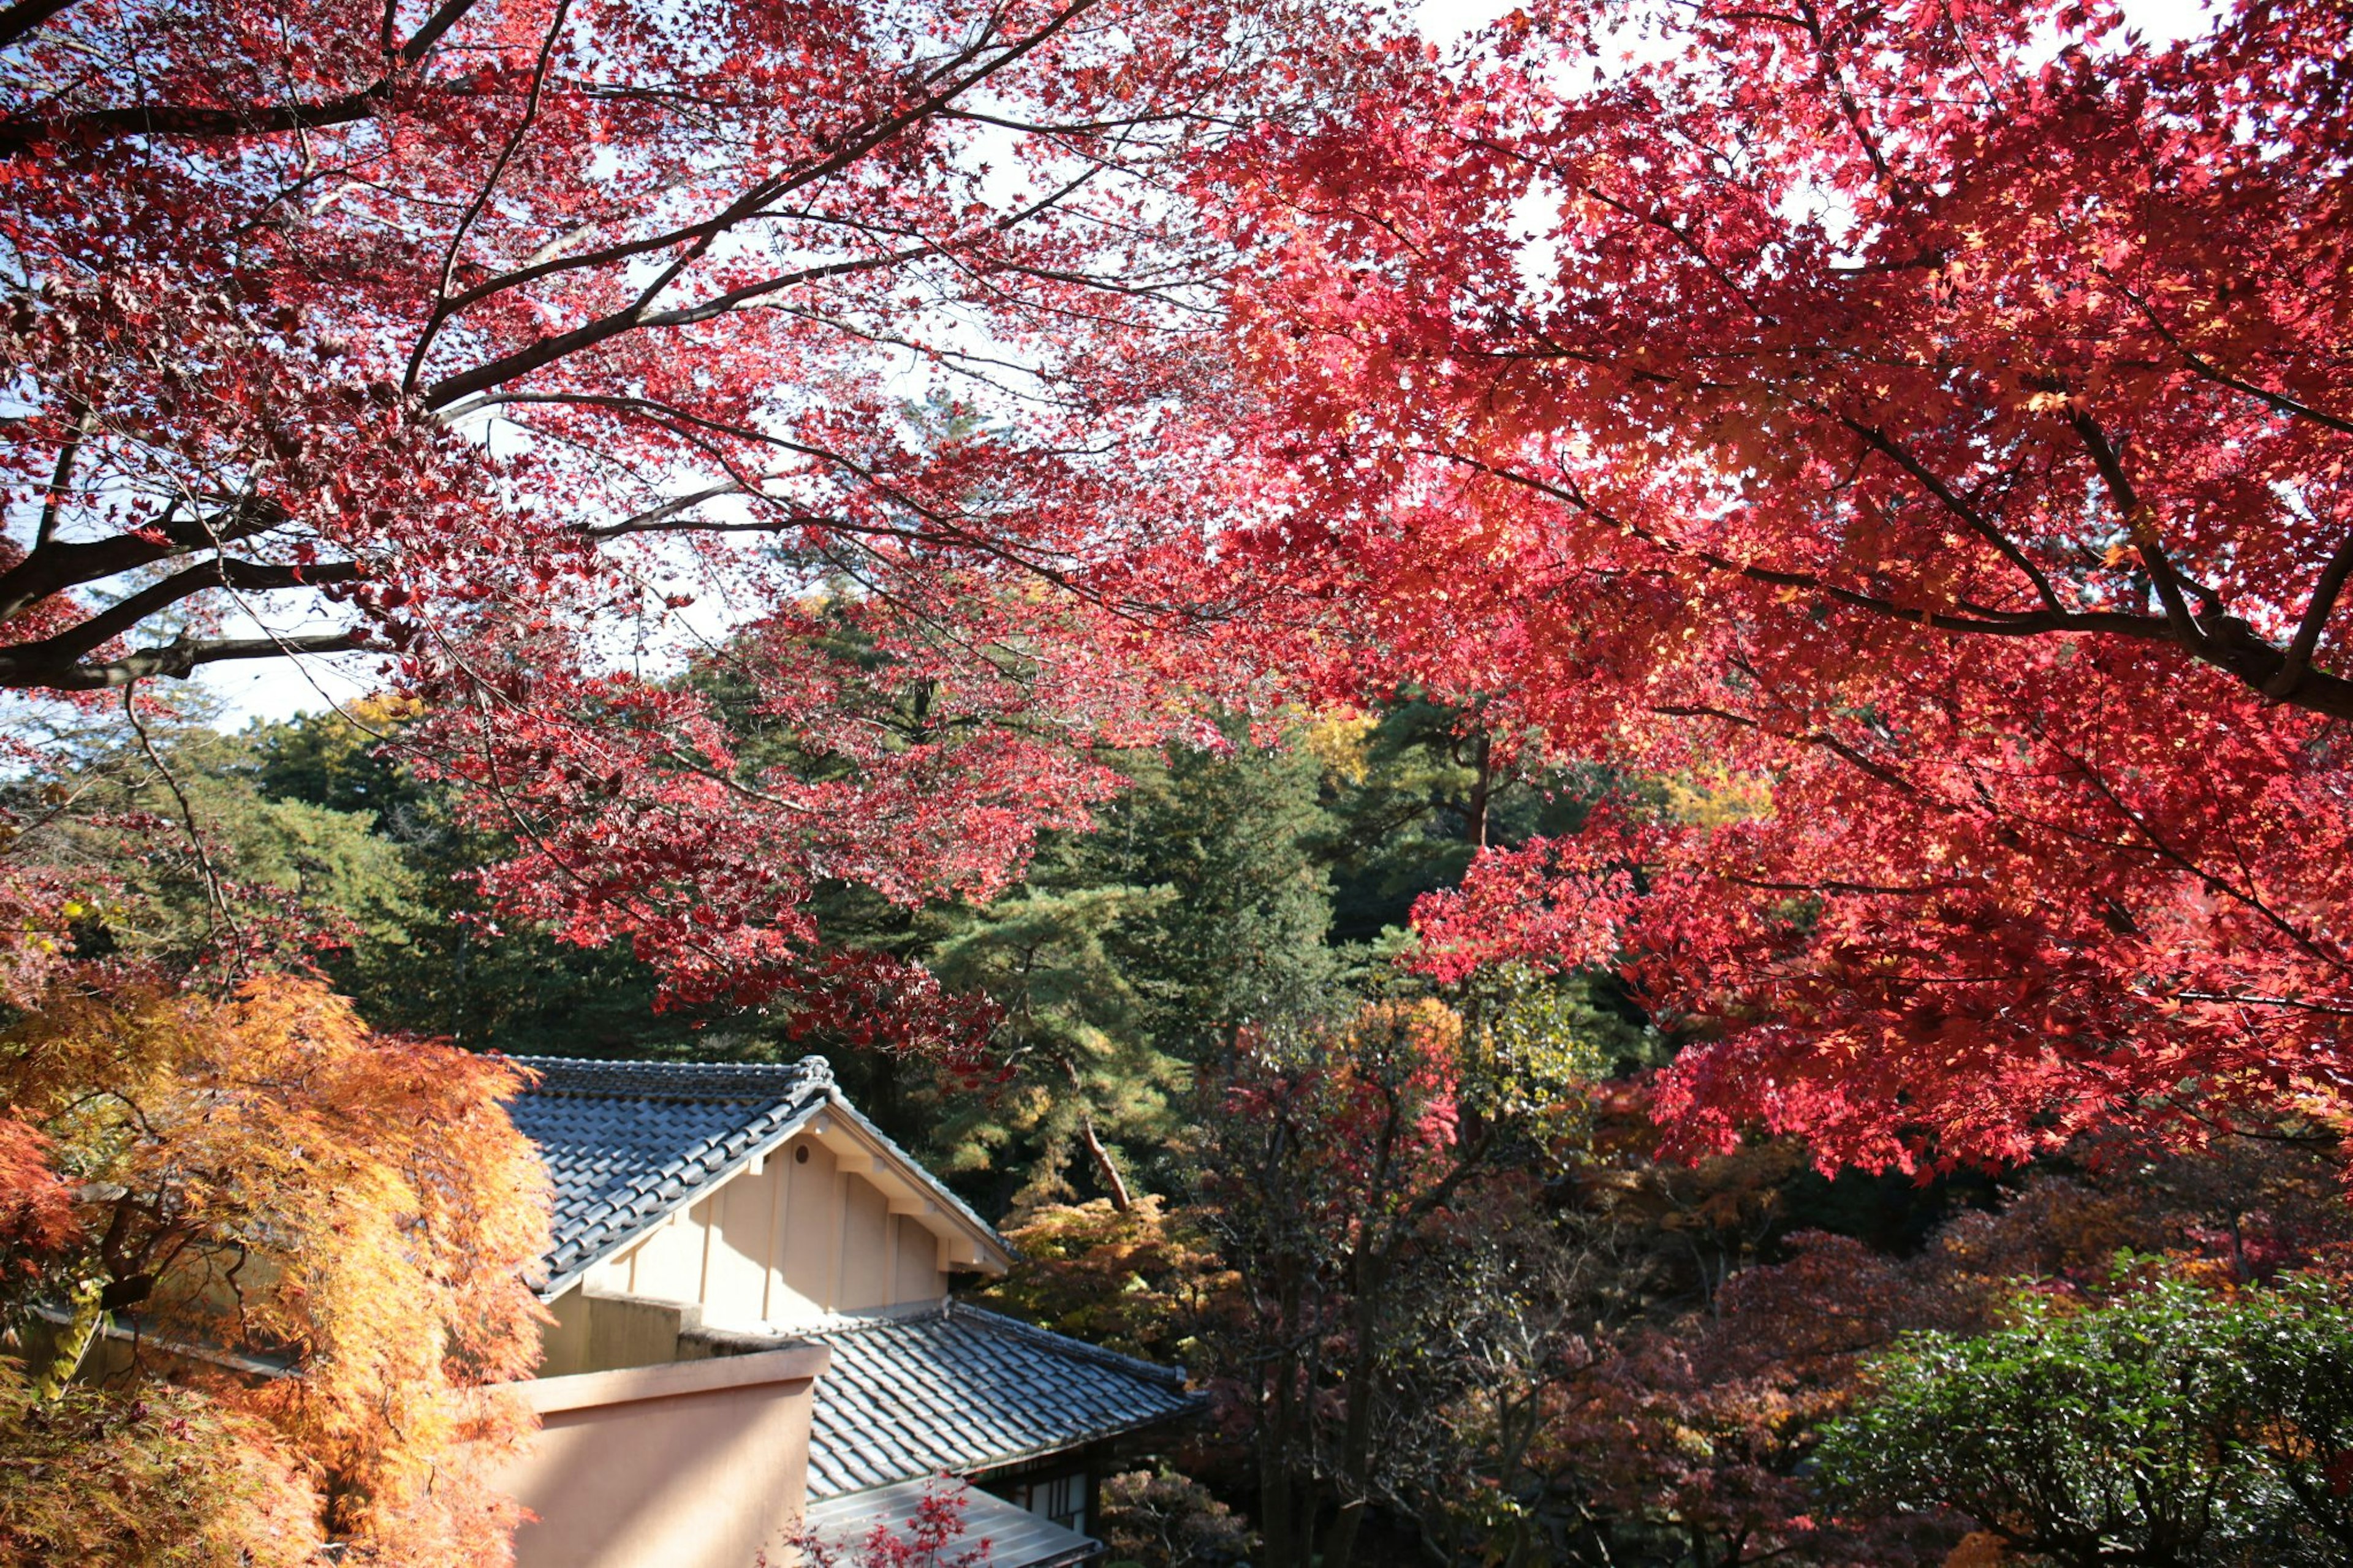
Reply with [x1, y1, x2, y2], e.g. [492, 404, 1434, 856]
[504, 1055, 1012, 1300]
[504, 1056, 836, 1297]
[804, 1304, 1205, 1500]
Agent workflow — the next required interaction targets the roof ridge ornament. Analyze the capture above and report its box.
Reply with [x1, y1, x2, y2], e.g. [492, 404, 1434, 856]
[502, 1054, 835, 1104]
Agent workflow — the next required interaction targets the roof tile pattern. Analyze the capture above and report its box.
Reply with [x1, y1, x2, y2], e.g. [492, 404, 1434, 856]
[804, 1305, 1204, 1500]
[504, 1056, 834, 1294]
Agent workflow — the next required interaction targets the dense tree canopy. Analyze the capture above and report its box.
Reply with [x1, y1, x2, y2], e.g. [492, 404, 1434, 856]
[1214, 0, 2353, 1168]
[17, 0, 2349, 1168]
[0, 0, 1405, 1008]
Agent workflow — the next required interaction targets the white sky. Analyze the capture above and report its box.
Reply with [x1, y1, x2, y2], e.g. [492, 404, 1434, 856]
[1412, 0, 2220, 43]
[195, 0, 2234, 729]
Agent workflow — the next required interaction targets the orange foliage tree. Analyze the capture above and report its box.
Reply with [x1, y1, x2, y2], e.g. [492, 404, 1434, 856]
[0, 977, 550, 1566]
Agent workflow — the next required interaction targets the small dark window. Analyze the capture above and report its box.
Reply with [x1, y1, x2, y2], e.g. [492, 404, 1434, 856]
[1014, 1472, 1087, 1532]
[794, 1144, 810, 1164]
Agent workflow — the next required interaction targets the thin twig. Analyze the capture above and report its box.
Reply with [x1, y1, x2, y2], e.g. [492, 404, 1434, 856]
[121, 683, 244, 979]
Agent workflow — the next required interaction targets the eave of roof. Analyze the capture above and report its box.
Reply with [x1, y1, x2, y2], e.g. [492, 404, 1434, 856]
[802, 1477, 1100, 1568]
[810, 1093, 1008, 1272]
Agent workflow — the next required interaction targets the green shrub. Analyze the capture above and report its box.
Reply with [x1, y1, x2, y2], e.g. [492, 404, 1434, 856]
[1819, 1271, 2353, 1566]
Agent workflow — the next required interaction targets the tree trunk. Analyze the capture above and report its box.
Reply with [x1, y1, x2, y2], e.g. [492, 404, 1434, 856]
[1317, 1246, 1390, 1568]
[1060, 1055, 1134, 1213]
[1077, 1108, 1134, 1213]
[30, 1276, 104, 1402]
[1257, 1257, 1302, 1568]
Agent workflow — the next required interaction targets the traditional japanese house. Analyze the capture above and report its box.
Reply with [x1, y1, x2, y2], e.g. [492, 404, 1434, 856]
[491, 1056, 1200, 1568]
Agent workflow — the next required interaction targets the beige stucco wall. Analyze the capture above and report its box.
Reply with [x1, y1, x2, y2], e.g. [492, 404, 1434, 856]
[578, 1131, 965, 1333]
[496, 1345, 830, 1568]
[538, 1287, 698, 1379]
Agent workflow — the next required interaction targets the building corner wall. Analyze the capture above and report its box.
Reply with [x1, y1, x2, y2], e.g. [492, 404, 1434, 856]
[493, 1345, 830, 1568]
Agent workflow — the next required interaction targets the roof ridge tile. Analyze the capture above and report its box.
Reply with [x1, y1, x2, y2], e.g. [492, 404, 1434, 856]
[944, 1303, 1193, 1389]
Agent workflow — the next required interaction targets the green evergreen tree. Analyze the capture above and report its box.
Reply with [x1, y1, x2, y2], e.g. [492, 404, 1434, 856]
[923, 882, 1182, 1211]
[1075, 718, 1341, 1066]
[237, 701, 684, 1053]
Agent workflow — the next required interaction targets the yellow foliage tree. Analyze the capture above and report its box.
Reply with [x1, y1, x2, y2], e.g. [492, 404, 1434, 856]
[0, 977, 551, 1566]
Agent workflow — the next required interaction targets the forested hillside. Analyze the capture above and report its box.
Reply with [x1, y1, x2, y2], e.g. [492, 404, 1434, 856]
[18, 690, 2351, 1567]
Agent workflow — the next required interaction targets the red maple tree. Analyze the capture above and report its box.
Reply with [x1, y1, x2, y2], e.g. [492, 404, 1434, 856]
[0, 0, 1402, 1007]
[1217, 0, 2353, 1168]
[15, 0, 2347, 1172]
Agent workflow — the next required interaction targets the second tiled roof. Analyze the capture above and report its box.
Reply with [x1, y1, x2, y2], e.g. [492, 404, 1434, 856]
[804, 1303, 1205, 1499]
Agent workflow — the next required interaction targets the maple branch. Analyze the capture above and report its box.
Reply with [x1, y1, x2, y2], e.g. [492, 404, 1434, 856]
[4, 91, 383, 153]
[1448, 449, 2353, 721]
[0, 86, 388, 157]
[450, 390, 1094, 585]
[2054, 407, 2352, 706]
[649, 747, 814, 816]
[0, 0, 77, 48]
[593, 510, 848, 541]
[2063, 407, 2202, 646]
[0, 558, 362, 673]
[1722, 874, 1966, 896]
[1840, 418, 2064, 613]
[407, 0, 574, 393]
[1443, 452, 2143, 637]
[1580, 188, 1770, 321]
[2173, 991, 2353, 1018]
[0, 494, 288, 622]
[1, 537, 172, 623]
[2, 631, 366, 691]
[2266, 528, 2353, 700]
[422, 246, 934, 406]
[1794, 0, 1898, 192]
[937, 105, 1194, 136]
[2103, 270, 2353, 439]
[2043, 732, 2352, 975]
[430, 134, 1129, 404]
[396, 0, 482, 65]
[1653, 703, 1927, 801]
[31, 408, 91, 553]
[415, 0, 1102, 399]
[122, 683, 239, 956]
[646, 248, 944, 329]
[0, 0, 478, 153]
[582, 482, 754, 537]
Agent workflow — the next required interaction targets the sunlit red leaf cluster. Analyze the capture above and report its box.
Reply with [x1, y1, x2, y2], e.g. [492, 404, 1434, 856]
[0, 0, 1406, 1015]
[1209, 0, 2353, 1168]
